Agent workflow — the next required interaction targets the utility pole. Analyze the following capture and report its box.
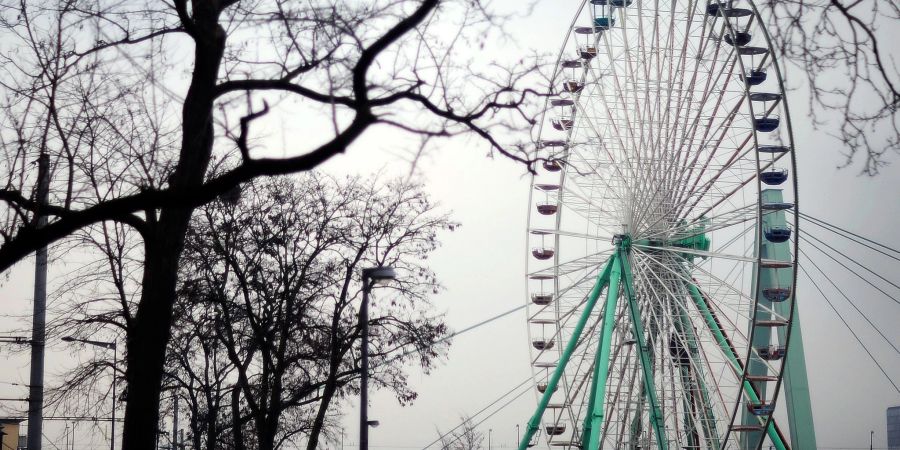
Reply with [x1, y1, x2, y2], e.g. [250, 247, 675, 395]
[172, 396, 179, 450]
[27, 153, 50, 450]
[359, 267, 396, 450]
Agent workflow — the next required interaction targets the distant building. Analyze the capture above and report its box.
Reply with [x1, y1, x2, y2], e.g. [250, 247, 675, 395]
[889, 406, 900, 449]
[0, 418, 24, 450]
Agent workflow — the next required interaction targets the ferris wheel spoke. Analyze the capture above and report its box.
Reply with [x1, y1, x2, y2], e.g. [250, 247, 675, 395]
[531, 228, 615, 242]
[633, 256, 727, 447]
[632, 243, 756, 265]
[634, 259, 713, 437]
[637, 202, 755, 242]
[630, 10, 699, 226]
[528, 1, 798, 448]
[631, 248, 767, 333]
[694, 148, 793, 219]
[530, 249, 614, 281]
[577, 69, 639, 190]
[661, 41, 742, 198]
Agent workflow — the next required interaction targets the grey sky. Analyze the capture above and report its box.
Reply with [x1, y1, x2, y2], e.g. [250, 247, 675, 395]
[2, 0, 900, 449]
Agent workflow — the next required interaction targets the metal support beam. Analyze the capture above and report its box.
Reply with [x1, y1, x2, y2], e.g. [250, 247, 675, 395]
[580, 258, 619, 449]
[761, 189, 817, 449]
[519, 256, 616, 450]
[619, 250, 668, 450]
[672, 296, 721, 450]
[582, 254, 622, 449]
[684, 281, 787, 450]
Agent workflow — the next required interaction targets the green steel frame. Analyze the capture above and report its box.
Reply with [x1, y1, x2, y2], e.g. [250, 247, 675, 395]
[684, 282, 787, 450]
[760, 190, 817, 449]
[519, 226, 817, 449]
[520, 256, 616, 450]
[618, 248, 668, 450]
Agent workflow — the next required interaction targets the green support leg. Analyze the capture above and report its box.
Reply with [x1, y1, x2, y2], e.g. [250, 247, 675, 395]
[519, 256, 616, 450]
[583, 257, 623, 449]
[580, 256, 623, 448]
[777, 303, 817, 449]
[684, 281, 787, 450]
[619, 250, 669, 450]
[580, 322, 608, 450]
[762, 189, 818, 449]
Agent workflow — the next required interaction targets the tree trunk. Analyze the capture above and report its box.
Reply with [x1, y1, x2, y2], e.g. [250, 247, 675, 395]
[122, 215, 192, 450]
[119, 6, 225, 448]
[305, 376, 340, 450]
[231, 386, 246, 450]
[306, 322, 351, 450]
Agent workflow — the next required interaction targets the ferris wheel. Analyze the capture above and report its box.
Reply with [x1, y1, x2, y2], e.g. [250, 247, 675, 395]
[522, 1, 812, 449]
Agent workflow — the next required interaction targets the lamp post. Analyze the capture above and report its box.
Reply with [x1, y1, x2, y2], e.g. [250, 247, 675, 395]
[870, 430, 874, 450]
[359, 267, 396, 450]
[62, 336, 117, 450]
[516, 424, 520, 446]
[488, 428, 492, 450]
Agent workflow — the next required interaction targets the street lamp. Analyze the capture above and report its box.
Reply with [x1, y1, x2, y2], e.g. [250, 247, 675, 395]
[870, 430, 874, 450]
[359, 267, 395, 450]
[488, 428, 492, 450]
[62, 336, 117, 450]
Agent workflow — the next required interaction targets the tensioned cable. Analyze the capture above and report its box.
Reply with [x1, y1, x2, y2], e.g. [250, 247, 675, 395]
[796, 256, 900, 394]
[426, 379, 535, 450]
[801, 212, 900, 258]
[798, 239, 900, 356]
[803, 215, 900, 264]
[804, 230, 900, 293]
[420, 374, 534, 450]
[379, 302, 530, 368]
[798, 233, 900, 307]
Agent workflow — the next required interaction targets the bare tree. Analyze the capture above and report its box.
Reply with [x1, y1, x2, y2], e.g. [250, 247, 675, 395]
[437, 416, 485, 450]
[165, 173, 453, 450]
[758, 0, 900, 173]
[0, 1, 542, 448]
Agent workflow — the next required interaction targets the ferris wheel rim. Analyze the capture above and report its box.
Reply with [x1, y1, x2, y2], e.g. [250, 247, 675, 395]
[524, 0, 800, 448]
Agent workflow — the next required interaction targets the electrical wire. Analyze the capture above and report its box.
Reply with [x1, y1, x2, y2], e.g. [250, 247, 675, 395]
[799, 238, 900, 356]
[796, 256, 900, 394]
[379, 302, 530, 368]
[420, 374, 534, 450]
[433, 381, 535, 450]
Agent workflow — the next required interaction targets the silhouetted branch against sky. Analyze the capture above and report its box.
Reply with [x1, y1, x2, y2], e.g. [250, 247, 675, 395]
[0, 1, 546, 448]
[0, 0, 548, 272]
[759, 0, 900, 174]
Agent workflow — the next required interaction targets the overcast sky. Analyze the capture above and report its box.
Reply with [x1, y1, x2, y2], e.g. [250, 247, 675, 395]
[2, 0, 900, 449]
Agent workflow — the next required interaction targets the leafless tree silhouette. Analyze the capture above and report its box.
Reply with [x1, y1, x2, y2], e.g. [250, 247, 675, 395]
[167, 174, 453, 450]
[437, 416, 485, 450]
[0, 1, 543, 448]
[759, 0, 900, 174]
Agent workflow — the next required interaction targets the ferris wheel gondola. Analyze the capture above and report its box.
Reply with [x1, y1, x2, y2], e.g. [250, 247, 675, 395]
[522, 1, 805, 449]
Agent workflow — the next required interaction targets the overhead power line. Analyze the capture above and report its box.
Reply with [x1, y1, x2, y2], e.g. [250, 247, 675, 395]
[421, 374, 534, 450]
[381, 302, 530, 367]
